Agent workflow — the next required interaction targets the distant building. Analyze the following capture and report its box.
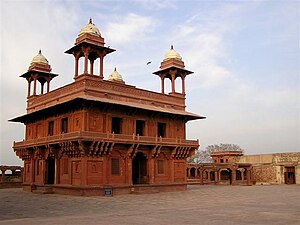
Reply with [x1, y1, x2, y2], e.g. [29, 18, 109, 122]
[10, 19, 204, 195]
[187, 151, 253, 185]
[187, 151, 300, 185]
[239, 152, 300, 185]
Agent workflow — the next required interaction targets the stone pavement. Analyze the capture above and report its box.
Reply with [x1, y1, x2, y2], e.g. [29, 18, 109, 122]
[1, 185, 299, 225]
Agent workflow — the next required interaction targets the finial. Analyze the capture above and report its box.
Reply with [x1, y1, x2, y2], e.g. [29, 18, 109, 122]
[39, 49, 42, 54]
[114, 67, 117, 71]
[171, 45, 174, 50]
[89, 18, 92, 24]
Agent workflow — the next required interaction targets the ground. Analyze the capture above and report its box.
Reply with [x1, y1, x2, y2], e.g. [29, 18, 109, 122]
[1, 185, 299, 225]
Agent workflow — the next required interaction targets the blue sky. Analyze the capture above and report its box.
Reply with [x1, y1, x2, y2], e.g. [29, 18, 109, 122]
[1, 0, 299, 165]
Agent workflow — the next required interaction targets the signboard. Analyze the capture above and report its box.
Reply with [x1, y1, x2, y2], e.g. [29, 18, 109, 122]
[104, 186, 113, 196]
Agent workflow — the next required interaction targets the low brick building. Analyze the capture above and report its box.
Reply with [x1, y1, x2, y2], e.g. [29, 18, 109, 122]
[10, 19, 204, 195]
[239, 152, 300, 185]
[187, 151, 300, 185]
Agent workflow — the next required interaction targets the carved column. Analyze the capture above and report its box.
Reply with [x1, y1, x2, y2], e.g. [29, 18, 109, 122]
[33, 74, 38, 96]
[187, 168, 190, 178]
[215, 170, 219, 184]
[27, 77, 32, 97]
[160, 75, 165, 94]
[241, 169, 245, 182]
[231, 169, 236, 185]
[81, 157, 87, 186]
[126, 157, 132, 185]
[99, 55, 104, 79]
[83, 49, 89, 74]
[170, 71, 176, 93]
[46, 77, 51, 93]
[199, 167, 203, 185]
[40, 82, 45, 95]
[31, 158, 35, 184]
[246, 168, 251, 185]
[181, 76, 185, 94]
[55, 156, 60, 185]
[170, 159, 175, 182]
[74, 55, 79, 77]
[90, 59, 94, 75]
[148, 158, 155, 184]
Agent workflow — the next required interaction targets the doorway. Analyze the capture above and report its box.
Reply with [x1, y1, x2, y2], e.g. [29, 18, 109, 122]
[132, 152, 148, 184]
[284, 167, 296, 184]
[45, 156, 55, 184]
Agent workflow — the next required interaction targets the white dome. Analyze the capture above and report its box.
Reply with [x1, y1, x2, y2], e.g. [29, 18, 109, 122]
[30, 50, 49, 65]
[78, 18, 101, 37]
[108, 68, 124, 82]
[163, 45, 182, 61]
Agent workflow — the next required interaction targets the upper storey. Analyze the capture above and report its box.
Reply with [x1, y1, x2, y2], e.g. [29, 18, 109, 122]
[13, 19, 204, 122]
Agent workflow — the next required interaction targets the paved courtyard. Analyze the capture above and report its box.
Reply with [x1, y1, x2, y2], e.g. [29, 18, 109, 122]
[1, 185, 299, 225]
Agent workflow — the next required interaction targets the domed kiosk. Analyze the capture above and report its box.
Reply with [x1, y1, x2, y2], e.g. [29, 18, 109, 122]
[154, 45, 193, 95]
[65, 18, 115, 78]
[20, 50, 58, 97]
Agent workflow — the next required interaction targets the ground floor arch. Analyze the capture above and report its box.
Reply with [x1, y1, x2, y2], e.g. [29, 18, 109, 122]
[132, 152, 148, 184]
[45, 156, 55, 185]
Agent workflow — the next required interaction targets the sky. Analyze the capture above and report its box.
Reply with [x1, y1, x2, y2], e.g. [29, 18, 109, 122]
[0, 0, 299, 166]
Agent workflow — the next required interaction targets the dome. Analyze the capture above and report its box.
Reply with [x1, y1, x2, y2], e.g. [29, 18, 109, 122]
[30, 50, 49, 65]
[78, 18, 101, 37]
[108, 68, 124, 82]
[163, 45, 182, 61]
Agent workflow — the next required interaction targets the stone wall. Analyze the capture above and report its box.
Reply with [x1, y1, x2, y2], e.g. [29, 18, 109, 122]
[239, 152, 300, 185]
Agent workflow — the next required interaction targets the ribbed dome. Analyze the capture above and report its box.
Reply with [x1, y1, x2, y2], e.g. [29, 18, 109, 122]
[78, 18, 101, 37]
[163, 45, 182, 61]
[30, 50, 49, 65]
[108, 68, 124, 82]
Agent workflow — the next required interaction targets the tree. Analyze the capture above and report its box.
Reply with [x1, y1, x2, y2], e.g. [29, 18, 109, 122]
[187, 144, 244, 164]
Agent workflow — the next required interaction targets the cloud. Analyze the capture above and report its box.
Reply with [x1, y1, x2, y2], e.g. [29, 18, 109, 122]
[104, 13, 157, 45]
[133, 0, 176, 10]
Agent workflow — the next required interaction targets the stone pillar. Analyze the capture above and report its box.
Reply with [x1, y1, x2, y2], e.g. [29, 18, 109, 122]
[231, 169, 236, 185]
[33, 75, 37, 95]
[41, 82, 44, 95]
[46, 79, 51, 93]
[99, 55, 104, 79]
[127, 157, 132, 185]
[84, 51, 89, 74]
[199, 167, 203, 185]
[170, 160, 175, 182]
[27, 78, 32, 97]
[215, 170, 219, 183]
[81, 157, 87, 186]
[246, 168, 251, 185]
[90, 60, 94, 75]
[161, 76, 165, 94]
[207, 170, 211, 182]
[75, 56, 79, 77]
[181, 76, 185, 94]
[170, 71, 176, 93]
[148, 158, 155, 184]
[241, 169, 245, 182]
[31, 159, 35, 184]
[54, 157, 60, 185]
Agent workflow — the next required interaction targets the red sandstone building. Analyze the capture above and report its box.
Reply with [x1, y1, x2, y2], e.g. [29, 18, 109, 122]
[187, 151, 253, 185]
[10, 19, 204, 195]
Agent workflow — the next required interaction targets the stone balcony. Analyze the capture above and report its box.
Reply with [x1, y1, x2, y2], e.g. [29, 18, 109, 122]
[13, 131, 199, 149]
